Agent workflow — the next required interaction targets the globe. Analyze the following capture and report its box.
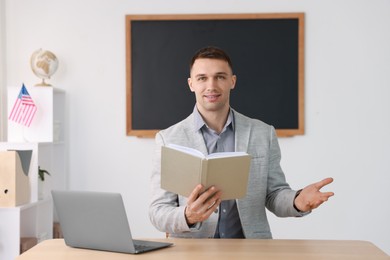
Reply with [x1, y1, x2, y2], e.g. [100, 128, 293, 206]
[30, 49, 59, 86]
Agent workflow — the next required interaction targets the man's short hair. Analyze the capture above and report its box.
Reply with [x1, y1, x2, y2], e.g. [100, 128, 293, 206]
[189, 46, 233, 74]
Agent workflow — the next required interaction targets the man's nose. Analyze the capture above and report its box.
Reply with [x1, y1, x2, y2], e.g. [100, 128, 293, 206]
[206, 78, 217, 90]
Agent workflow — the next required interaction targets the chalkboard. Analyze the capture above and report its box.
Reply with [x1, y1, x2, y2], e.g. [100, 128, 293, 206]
[126, 13, 304, 137]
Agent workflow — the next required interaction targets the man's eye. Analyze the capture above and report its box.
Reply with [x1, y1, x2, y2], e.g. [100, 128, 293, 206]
[217, 76, 226, 80]
[197, 77, 206, 81]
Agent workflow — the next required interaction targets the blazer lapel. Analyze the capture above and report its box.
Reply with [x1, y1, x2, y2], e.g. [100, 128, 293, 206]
[181, 114, 208, 155]
[233, 110, 251, 153]
[192, 131, 208, 155]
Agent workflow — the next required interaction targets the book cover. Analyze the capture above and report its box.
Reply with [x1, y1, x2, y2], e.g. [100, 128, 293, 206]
[161, 144, 251, 200]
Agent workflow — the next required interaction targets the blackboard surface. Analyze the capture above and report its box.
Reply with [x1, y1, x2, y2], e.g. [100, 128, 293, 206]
[126, 14, 304, 137]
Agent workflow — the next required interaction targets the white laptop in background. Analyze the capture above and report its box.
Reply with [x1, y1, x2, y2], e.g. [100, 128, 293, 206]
[51, 190, 173, 254]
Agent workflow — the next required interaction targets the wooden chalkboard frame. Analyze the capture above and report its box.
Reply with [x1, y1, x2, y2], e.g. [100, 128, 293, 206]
[126, 13, 305, 137]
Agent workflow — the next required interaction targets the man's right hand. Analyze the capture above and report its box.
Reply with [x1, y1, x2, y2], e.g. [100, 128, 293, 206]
[185, 184, 222, 225]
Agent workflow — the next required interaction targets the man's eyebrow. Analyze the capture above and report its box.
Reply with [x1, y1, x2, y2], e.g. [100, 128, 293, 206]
[194, 73, 207, 78]
[215, 72, 229, 76]
[194, 72, 229, 77]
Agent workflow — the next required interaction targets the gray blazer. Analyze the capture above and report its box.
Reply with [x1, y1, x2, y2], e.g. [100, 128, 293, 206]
[149, 109, 305, 239]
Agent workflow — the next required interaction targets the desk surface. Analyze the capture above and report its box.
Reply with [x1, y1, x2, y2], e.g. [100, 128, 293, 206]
[17, 238, 389, 260]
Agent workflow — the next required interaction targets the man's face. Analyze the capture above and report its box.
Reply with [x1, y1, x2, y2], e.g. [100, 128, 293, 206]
[188, 58, 236, 114]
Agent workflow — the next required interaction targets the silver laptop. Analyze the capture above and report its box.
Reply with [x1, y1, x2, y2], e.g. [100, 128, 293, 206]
[51, 190, 173, 254]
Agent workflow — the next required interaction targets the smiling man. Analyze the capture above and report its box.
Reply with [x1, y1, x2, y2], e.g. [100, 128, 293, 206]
[187, 56, 236, 133]
[149, 46, 334, 239]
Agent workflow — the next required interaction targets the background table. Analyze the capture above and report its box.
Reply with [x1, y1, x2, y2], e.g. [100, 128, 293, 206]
[16, 238, 390, 260]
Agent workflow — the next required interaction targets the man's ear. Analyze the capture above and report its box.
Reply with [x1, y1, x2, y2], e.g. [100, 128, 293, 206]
[188, 78, 195, 92]
[231, 75, 237, 90]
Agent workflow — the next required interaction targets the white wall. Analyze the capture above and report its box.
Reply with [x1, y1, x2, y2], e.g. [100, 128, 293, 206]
[0, 0, 6, 140]
[2, 0, 390, 255]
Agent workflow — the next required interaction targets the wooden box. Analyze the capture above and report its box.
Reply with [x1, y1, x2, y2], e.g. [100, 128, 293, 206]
[0, 151, 31, 207]
[20, 237, 38, 253]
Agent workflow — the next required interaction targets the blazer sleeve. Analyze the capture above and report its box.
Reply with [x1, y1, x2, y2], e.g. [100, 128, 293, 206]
[148, 132, 193, 233]
[265, 127, 308, 217]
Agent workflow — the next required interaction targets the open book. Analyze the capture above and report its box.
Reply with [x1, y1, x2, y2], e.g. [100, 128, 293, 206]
[161, 144, 251, 200]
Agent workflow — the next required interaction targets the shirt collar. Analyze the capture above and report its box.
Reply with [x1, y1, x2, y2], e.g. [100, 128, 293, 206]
[193, 105, 234, 133]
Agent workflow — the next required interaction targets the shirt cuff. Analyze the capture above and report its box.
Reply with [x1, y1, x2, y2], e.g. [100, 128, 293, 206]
[293, 189, 303, 212]
[293, 189, 311, 216]
[188, 222, 202, 230]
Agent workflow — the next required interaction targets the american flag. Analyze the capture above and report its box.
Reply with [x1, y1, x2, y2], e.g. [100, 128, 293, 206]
[8, 84, 37, 127]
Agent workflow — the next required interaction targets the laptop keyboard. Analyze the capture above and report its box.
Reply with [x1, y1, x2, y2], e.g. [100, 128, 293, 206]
[134, 243, 155, 252]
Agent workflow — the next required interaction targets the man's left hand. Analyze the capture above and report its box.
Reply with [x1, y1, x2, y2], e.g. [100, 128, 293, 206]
[294, 177, 334, 212]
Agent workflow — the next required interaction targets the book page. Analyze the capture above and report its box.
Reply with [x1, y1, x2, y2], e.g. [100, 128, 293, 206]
[207, 151, 248, 159]
[166, 144, 205, 158]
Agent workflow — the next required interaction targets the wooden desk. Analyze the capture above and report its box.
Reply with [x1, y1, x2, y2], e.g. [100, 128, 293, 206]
[16, 238, 389, 260]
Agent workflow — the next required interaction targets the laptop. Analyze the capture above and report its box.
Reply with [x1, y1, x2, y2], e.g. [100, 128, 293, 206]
[51, 190, 173, 254]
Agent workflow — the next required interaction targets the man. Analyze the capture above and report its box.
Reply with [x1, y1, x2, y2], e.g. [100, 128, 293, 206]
[149, 46, 334, 239]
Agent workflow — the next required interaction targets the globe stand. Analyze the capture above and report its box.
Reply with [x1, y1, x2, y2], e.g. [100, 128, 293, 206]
[35, 78, 52, 87]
